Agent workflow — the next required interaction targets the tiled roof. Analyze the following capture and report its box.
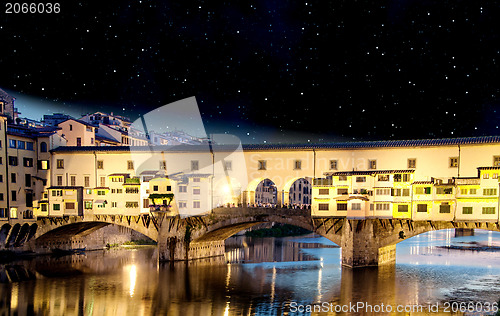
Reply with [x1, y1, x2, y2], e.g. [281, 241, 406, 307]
[50, 136, 500, 153]
[241, 136, 500, 150]
[477, 166, 500, 170]
[328, 169, 415, 176]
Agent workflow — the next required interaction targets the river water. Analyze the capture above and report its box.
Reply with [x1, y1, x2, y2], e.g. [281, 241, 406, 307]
[1, 229, 500, 315]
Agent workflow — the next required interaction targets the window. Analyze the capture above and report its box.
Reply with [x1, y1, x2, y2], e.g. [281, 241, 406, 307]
[402, 188, 410, 196]
[461, 188, 468, 195]
[329, 160, 338, 170]
[65, 202, 75, 210]
[125, 202, 139, 208]
[193, 187, 201, 195]
[337, 203, 347, 211]
[339, 175, 347, 181]
[483, 188, 497, 196]
[378, 175, 389, 181]
[258, 160, 267, 170]
[69, 124, 73, 131]
[85, 189, 92, 194]
[482, 207, 496, 214]
[494, 173, 498, 179]
[84, 201, 93, 209]
[41, 204, 47, 212]
[23, 158, 33, 167]
[417, 204, 427, 213]
[166, 185, 172, 191]
[398, 205, 409, 212]
[8, 156, 18, 166]
[436, 187, 453, 195]
[38, 160, 49, 170]
[100, 176, 105, 187]
[97, 160, 104, 169]
[179, 186, 187, 193]
[392, 188, 401, 196]
[56, 159, 64, 169]
[402, 174, 411, 182]
[9, 139, 16, 148]
[153, 185, 158, 191]
[52, 190, 62, 196]
[294, 160, 302, 170]
[97, 190, 106, 195]
[40, 142, 47, 152]
[10, 173, 16, 183]
[376, 188, 390, 195]
[193, 178, 200, 182]
[368, 160, 377, 169]
[494, 156, 500, 166]
[143, 199, 150, 208]
[407, 158, 416, 168]
[483, 173, 489, 179]
[11, 191, 16, 202]
[0, 208, 5, 217]
[356, 176, 366, 183]
[159, 160, 166, 170]
[318, 203, 329, 211]
[318, 189, 329, 195]
[84, 176, 90, 187]
[191, 160, 199, 171]
[17, 141, 25, 149]
[449, 157, 459, 168]
[26, 142, 34, 151]
[70, 175, 76, 186]
[470, 188, 477, 194]
[57, 175, 63, 186]
[193, 201, 201, 208]
[0, 175, 2, 183]
[127, 160, 134, 170]
[394, 174, 402, 182]
[25, 174, 31, 187]
[125, 187, 139, 194]
[178, 201, 187, 208]
[0, 193, 3, 201]
[337, 188, 348, 195]
[439, 202, 451, 213]
[462, 207, 473, 214]
[224, 161, 232, 171]
[351, 203, 362, 211]
[375, 203, 390, 211]
[415, 187, 431, 194]
[111, 202, 117, 208]
[9, 208, 17, 219]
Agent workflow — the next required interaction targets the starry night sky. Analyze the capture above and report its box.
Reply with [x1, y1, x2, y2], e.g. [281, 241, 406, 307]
[1, 1, 500, 143]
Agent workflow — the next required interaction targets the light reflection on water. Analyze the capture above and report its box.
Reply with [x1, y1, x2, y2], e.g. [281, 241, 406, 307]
[0, 229, 498, 315]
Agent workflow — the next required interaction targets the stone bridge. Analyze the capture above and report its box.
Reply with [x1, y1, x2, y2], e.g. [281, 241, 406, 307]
[27, 208, 500, 267]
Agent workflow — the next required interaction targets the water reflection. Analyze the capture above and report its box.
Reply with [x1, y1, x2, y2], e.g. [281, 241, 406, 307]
[0, 230, 498, 315]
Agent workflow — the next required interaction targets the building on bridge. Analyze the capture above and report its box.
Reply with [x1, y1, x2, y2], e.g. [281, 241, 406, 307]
[311, 166, 500, 222]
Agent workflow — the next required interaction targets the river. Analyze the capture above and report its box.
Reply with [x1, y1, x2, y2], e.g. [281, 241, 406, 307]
[1, 229, 500, 315]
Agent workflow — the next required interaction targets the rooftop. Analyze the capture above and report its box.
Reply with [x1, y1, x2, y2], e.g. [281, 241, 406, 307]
[50, 135, 500, 153]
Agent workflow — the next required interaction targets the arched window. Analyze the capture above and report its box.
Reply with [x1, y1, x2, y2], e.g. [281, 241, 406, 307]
[40, 142, 47, 152]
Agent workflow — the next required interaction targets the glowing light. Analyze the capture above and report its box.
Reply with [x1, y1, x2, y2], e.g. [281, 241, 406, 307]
[129, 265, 137, 297]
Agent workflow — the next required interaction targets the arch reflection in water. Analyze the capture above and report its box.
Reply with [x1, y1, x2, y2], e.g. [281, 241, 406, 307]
[0, 230, 499, 315]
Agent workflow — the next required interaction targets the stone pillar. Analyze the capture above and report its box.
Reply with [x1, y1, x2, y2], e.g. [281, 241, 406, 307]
[340, 219, 396, 268]
[158, 217, 225, 262]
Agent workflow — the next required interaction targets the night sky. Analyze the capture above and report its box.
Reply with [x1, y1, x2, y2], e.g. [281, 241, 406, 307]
[1, 1, 500, 143]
